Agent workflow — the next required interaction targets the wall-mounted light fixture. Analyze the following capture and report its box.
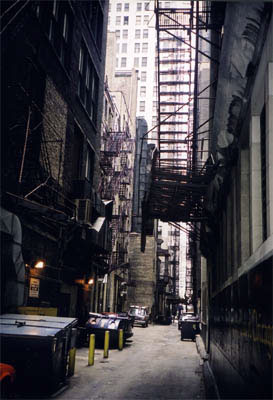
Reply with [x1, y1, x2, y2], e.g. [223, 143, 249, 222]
[33, 259, 45, 269]
[88, 278, 94, 285]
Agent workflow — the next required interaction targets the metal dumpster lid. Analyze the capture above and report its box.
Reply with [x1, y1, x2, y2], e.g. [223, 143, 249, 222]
[0, 314, 78, 330]
[0, 323, 62, 338]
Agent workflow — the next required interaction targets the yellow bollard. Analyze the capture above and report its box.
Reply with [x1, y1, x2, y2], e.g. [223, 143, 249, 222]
[88, 334, 95, 366]
[104, 330, 109, 358]
[68, 347, 76, 376]
[118, 329, 124, 351]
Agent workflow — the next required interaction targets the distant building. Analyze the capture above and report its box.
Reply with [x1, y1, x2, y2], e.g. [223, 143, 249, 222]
[100, 30, 138, 312]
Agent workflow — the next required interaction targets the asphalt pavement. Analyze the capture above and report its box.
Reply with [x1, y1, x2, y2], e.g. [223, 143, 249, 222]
[54, 321, 206, 400]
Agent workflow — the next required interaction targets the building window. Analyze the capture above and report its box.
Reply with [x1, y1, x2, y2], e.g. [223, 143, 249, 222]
[153, 101, 157, 112]
[82, 1, 104, 53]
[47, 1, 72, 70]
[140, 86, 146, 97]
[122, 29, 128, 39]
[116, 16, 121, 25]
[121, 57, 127, 67]
[139, 101, 145, 112]
[144, 15, 149, 25]
[122, 43, 127, 53]
[116, 3, 122, 12]
[142, 43, 148, 53]
[72, 124, 84, 180]
[134, 57, 139, 67]
[78, 42, 99, 124]
[141, 71, 147, 82]
[85, 146, 95, 183]
[153, 86, 157, 96]
[137, 3, 142, 11]
[165, 2, 170, 7]
[116, 43, 120, 53]
[152, 116, 157, 126]
[135, 29, 141, 39]
[116, 30, 120, 38]
[134, 43, 140, 53]
[143, 29, 148, 38]
[136, 15, 141, 25]
[123, 16, 129, 25]
[141, 57, 147, 67]
[124, 3, 129, 11]
[144, 2, 150, 10]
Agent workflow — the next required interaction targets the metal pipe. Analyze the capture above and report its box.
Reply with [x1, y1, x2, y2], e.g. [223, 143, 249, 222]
[18, 106, 31, 184]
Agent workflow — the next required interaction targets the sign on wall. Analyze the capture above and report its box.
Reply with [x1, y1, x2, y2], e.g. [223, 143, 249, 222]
[29, 278, 40, 298]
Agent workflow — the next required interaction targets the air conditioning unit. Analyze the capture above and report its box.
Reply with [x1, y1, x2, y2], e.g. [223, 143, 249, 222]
[75, 199, 92, 224]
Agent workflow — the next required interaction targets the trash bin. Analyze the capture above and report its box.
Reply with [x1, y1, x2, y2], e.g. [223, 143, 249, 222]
[86, 312, 133, 347]
[0, 314, 77, 395]
[180, 315, 200, 341]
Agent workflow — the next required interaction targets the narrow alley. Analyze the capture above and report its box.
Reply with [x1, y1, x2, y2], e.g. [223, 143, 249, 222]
[56, 323, 205, 400]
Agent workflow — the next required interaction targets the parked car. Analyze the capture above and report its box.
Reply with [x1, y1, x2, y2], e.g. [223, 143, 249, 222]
[85, 312, 133, 347]
[128, 306, 150, 328]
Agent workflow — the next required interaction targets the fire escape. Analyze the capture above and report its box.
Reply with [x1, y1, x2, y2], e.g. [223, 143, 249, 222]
[142, 1, 219, 303]
[100, 92, 133, 272]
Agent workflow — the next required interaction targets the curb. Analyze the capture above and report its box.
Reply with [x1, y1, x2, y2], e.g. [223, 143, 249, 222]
[195, 335, 220, 400]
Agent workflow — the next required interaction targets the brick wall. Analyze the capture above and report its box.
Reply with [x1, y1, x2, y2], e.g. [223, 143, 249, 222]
[127, 233, 156, 311]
